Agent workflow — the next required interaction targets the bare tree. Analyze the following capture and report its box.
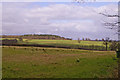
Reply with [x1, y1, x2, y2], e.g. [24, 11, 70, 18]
[78, 38, 81, 43]
[74, 0, 96, 3]
[99, 12, 119, 32]
[99, 8, 120, 51]
[82, 38, 84, 41]
[95, 39, 98, 41]
[74, 0, 119, 36]
[74, 0, 119, 50]
[102, 38, 105, 41]
[103, 37, 110, 51]
[19, 37, 23, 42]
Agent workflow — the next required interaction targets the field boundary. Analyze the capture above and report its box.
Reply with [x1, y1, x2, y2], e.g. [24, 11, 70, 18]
[1, 43, 109, 51]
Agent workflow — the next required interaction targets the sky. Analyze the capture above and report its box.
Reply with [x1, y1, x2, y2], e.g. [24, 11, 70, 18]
[2, 2, 118, 40]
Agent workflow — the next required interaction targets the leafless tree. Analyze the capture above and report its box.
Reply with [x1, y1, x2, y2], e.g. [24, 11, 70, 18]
[74, 0, 120, 51]
[99, 12, 119, 33]
[74, 0, 96, 3]
[78, 38, 81, 43]
[74, 0, 119, 34]
[99, 5, 120, 51]
[103, 37, 110, 51]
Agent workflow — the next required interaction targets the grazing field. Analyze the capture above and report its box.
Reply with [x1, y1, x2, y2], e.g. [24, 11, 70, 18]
[23, 39, 109, 50]
[2, 46, 118, 78]
[26, 39, 104, 46]
[2, 38, 108, 50]
[2, 38, 104, 46]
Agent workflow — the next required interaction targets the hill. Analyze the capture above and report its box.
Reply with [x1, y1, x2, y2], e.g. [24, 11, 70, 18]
[1, 34, 72, 40]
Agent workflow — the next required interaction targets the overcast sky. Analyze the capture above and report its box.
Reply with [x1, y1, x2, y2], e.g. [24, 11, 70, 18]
[2, 2, 118, 40]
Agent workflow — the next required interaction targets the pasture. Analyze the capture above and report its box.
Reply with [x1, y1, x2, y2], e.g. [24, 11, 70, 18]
[2, 38, 108, 50]
[26, 39, 104, 46]
[2, 46, 118, 78]
[2, 38, 105, 46]
[20, 39, 109, 50]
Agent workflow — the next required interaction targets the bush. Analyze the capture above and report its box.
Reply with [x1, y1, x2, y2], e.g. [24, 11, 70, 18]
[117, 42, 120, 51]
[2, 39, 18, 44]
[19, 37, 23, 42]
[109, 41, 118, 51]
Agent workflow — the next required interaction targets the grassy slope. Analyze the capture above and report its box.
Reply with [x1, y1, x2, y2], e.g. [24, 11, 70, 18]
[24, 39, 105, 46]
[2, 46, 118, 78]
[1, 38, 104, 46]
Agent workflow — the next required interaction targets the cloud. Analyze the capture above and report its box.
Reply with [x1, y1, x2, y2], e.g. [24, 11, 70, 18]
[2, 2, 118, 40]
[1, 0, 119, 2]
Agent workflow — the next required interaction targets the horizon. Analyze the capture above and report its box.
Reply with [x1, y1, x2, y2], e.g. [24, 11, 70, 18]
[0, 33, 117, 40]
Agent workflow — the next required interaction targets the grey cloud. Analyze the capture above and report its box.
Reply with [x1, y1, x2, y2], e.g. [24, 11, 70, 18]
[2, 2, 118, 40]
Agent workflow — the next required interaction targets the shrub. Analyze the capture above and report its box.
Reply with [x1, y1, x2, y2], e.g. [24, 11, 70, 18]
[109, 41, 118, 51]
[2, 39, 17, 44]
[19, 37, 23, 42]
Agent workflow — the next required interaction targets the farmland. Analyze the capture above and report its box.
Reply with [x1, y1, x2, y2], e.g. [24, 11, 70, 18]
[2, 38, 104, 46]
[2, 46, 118, 78]
[1, 35, 118, 78]
[2, 38, 108, 50]
[2, 37, 111, 51]
[25, 39, 104, 46]
[1, 1, 119, 79]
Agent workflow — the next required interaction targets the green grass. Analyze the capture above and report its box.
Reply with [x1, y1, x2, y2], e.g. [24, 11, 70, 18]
[1, 38, 104, 46]
[2, 46, 118, 78]
[26, 39, 104, 46]
[22, 39, 107, 50]
[1, 38, 27, 41]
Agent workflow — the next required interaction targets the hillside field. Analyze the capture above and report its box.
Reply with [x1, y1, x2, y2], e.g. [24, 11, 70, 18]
[26, 39, 104, 46]
[2, 38, 106, 47]
[2, 46, 118, 78]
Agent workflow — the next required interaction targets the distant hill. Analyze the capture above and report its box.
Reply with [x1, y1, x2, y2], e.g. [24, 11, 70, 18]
[1, 34, 72, 40]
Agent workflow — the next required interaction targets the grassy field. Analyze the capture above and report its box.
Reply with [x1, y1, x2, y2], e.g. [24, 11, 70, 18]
[2, 46, 118, 78]
[26, 39, 104, 46]
[23, 39, 108, 50]
[1, 38, 105, 46]
[2, 38, 108, 51]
